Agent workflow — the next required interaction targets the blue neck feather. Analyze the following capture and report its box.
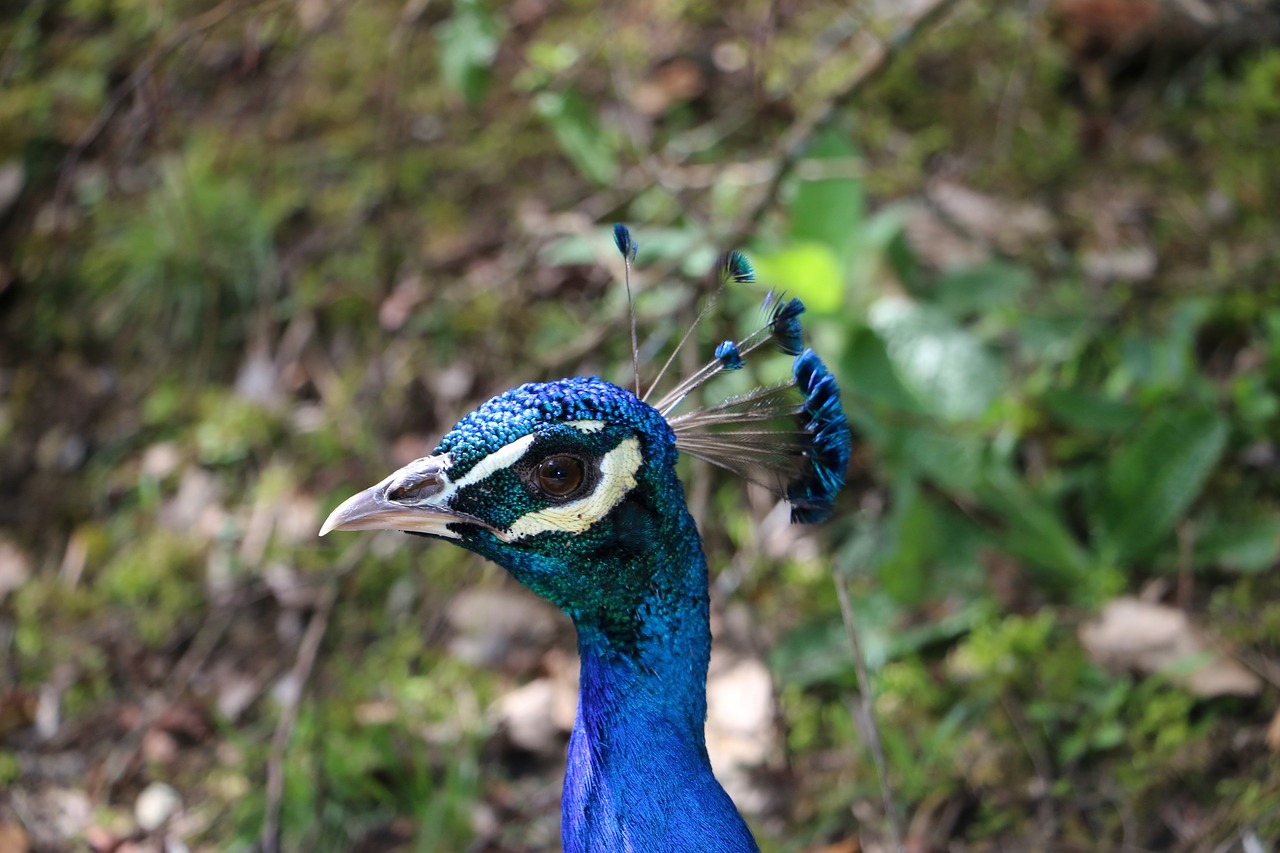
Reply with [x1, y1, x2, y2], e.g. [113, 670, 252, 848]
[559, 499, 758, 853]
[441, 379, 777, 851]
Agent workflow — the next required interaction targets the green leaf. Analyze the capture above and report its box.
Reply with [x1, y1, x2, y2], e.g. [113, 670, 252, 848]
[1095, 406, 1229, 563]
[539, 226, 712, 277]
[1041, 389, 1141, 434]
[840, 324, 926, 415]
[1195, 513, 1280, 574]
[899, 428, 986, 494]
[769, 597, 983, 688]
[931, 261, 1033, 316]
[976, 466, 1093, 589]
[749, 242, 843, 312]
[769, 619, 857, 688]
[533, 89, 618, 186]
[1109, 298, 1213, 395]
[877, 481, 937, 603]
[789, 130, 863, 265]
[867, 295, 1004, 422]
[437, 0, 501, 107]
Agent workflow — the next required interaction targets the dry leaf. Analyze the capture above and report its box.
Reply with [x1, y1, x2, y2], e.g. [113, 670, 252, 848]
[0, 539, 30, 600]
[446, 586, 560, 671]
[495, 678, 571, 755]
[1079, 597, 1261, 697]
[0, 822, 29, 853]
[705, 654, 776, 813]
[927, 180, 1055, 256]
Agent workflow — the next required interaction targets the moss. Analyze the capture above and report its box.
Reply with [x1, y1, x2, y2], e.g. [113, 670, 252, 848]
[98, 529, 205, 647]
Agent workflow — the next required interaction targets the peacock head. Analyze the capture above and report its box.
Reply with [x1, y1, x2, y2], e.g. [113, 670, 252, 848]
[320, 226, 852, 618]
[320, 377, 688, 610]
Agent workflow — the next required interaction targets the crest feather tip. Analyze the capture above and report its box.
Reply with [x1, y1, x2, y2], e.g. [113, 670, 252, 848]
[717, 250, 754, 285]
[770, 297, 806, 356]
[786, 349, 852, 524]
[714, 340, 745, 370]
[613, 223, 638, 262]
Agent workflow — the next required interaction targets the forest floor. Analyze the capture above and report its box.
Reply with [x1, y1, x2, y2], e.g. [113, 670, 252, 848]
[2, 1, 1279, 851]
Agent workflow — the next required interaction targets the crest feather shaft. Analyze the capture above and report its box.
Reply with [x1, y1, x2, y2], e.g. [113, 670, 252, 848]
[613, 226, 851, 524]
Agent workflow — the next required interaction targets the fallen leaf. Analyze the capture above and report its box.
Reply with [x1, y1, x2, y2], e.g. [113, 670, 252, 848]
[1079, 597, 1261, 697]
[446, 586, 561, 672]
[0, 539, 30, 600]
[140, 442, 182, 480]
[0, 690, 35, 737]
[495, 678, 570, 755]
[903, 202, 988, 270]
[0, 822, 29, 853]
[927, 179, 1055, 256]
[134, 782, 181, 833]
[705, 654, 776, 813]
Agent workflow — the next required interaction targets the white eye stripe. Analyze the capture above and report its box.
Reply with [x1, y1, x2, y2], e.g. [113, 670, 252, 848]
[500, 437, 642, 541]
[565, 419, 605, 433]
[454, 433, 537, 489]
[443, 421, 606, 495]
[408, 434, 537, 510]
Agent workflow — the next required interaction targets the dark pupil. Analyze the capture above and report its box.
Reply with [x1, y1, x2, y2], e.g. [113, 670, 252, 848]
[537, 455, 583, 497]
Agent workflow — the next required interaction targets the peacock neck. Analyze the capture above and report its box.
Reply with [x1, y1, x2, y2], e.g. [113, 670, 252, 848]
[560, 501, 759, 852]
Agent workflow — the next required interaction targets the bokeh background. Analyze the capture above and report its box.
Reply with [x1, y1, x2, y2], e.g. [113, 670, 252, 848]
[2, 0, 1279, 850]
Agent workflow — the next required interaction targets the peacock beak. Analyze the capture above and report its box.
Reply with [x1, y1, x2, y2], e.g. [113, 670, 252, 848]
[320, 455, 473, 539]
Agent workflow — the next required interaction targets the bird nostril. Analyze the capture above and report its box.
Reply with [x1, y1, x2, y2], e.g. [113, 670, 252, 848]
[387, 472, 443, 505]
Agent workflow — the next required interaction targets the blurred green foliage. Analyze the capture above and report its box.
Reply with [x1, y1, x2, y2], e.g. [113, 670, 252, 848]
[2, 0, 1278, 851]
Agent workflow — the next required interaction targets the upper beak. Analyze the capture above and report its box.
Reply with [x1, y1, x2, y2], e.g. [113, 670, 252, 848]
[319, 455, 472, 539]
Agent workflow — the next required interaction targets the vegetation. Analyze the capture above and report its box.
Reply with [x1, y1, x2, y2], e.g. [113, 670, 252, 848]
[1, 0, 1277, 850]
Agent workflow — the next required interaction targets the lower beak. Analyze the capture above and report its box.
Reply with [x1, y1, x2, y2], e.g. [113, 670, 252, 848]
[319, 456, 471, 539]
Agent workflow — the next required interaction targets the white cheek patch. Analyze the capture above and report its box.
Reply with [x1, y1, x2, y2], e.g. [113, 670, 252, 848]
[501, 437, 643, 542]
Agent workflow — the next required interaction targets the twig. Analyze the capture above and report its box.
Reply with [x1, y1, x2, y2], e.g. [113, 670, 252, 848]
[258, 565, 344, 853]
[998, 693, 1060, 843]
[1175, 519, 1195, 610]
[834, 570, 905, 852]
[729, 0, 963, 247]
[994, 0, 1050, 159]
[52, 0, 268, 220]
[998, 694, 1055, 793]
[97, 593, 241, 794]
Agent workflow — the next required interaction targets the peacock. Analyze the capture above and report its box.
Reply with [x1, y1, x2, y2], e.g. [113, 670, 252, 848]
[321, 226, 852, 852]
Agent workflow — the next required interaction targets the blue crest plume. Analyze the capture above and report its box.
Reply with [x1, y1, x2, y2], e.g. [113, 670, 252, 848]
[615, 226, 850, 525]
[714, 340, 744, 370]
[613, 223, 638, 262]
[787, 350, 852, 522]
[768, 297, 806, 357]
[717, 250, 754, 285]
[613, 223, 641, 394]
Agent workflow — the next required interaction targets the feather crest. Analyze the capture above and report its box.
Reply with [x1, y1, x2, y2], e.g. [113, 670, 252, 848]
[610, 225, 850, 523]
[667, 350, 850, 523]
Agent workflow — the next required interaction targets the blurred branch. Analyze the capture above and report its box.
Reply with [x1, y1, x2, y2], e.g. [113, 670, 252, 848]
[256, 538, 372, 853]
[259, 573, 340, 853]
[96, 589, 244, 795]
[994, 0, 1050, 159]
[730, 0, 963, 246]
[53, 0, 273, 221]
[834, 570, 905, 853]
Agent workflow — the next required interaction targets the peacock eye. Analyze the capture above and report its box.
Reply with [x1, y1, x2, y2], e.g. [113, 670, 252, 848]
[534, 455, 584, 498]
